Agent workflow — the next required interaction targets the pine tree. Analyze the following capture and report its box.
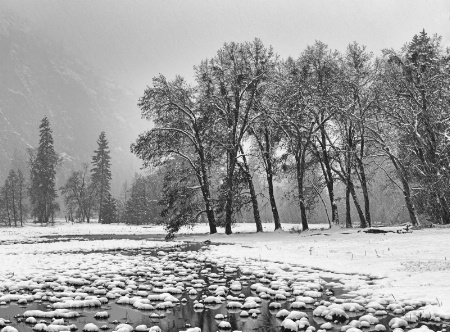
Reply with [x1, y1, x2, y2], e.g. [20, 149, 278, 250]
[124, 174, 161, 225]
[91, 132, 112, 224]
[125, 175, 148, 225]
[101, 192, 118, 224]
[158, 160, 202, 236]
[29, 117, 59, 224]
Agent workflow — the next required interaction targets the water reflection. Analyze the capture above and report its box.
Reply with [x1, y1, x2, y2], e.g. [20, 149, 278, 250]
[0, 244, 447, 332]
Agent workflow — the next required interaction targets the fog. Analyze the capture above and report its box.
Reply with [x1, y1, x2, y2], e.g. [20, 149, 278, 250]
[2, 0, 449, 95]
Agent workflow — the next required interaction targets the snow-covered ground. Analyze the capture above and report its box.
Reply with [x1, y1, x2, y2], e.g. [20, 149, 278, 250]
[0, 220, 327, 243]
[0, 220, 449, 317]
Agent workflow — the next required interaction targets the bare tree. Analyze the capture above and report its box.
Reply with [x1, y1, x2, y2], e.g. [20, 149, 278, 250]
[132, 75, 218, 234]
[304, 42, 343, 226]
[270, 57, 317, 230]
[196, 39, 275, 234]
[236, 144, 263, 232]
[60, 164, 96, 223]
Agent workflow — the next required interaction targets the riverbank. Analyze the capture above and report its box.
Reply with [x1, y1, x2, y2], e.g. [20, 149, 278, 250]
[0, 221, 448, 317]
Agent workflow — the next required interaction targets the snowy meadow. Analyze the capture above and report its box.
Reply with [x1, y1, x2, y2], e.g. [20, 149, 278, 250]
[0, 222, 449, 332]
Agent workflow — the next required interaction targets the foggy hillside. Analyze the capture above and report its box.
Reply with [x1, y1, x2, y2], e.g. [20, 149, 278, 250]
[0, 11, 147, 193]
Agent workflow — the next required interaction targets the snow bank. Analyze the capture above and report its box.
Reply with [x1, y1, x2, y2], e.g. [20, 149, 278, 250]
[1, 220, 449, 318]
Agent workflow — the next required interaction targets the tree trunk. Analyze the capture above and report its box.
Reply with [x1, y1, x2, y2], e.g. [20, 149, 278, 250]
[224, 190, 233, 235]
[248, 177, 263, 232]
[39, 206, 43, 225]
[345, 127, 353, 229]
[348, 180, 367, 228]
[438, 195, 450, 224]
[224, 150, 236, 235]
[98, 184, 103, 224]
[356, 156, 372, 227]
[336, 158, 367, 228]
[389, 153, 420, 226]
[238, 147, 263, 232]
[198, 145, 217, 234]
[86, 203, 91, 223]
[11, 184, 17, 227]
[46, 202, 50, 224]
[403, 185, 420, 226]
[355, 95, 372, 227]
[345, 178, 352, 228]
[206, 209, 217, 233]
[262, 127, 281, 231]
[5, 191, 11, 227]
[295, 154, 309, 231]
[319, 127, 340, 225]
[18, 180, 23, 227]
[267, 174, 281, 231]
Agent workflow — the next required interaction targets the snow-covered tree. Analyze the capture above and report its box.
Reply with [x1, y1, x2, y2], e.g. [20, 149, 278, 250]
[269, 56, 318, 231]
[132, 75, 219, 234]
[29, 117, 59, 224]
[158, 159, 204, 237]
[125, 174, 160, 225]
[196, 39, 275, 234]
[101, 192, 118, 224]
[91, 131, 112, 224]
[1, 169, 25, 227]
[60, 164, 96, 223]
[326, 42, 379, 229]
[374, 30, 450, 226]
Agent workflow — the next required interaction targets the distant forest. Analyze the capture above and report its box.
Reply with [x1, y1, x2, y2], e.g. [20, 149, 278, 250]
[2, 30, 450, 237]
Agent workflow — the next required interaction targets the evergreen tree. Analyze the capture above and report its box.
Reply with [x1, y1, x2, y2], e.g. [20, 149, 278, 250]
[116, 181, 129, 223]
[29, 117, 59, 224]
[101, 192, 118, 224]
[158, 160, 203, 236]
[91, 132, 112, 224]
[125, 174, 160, 225]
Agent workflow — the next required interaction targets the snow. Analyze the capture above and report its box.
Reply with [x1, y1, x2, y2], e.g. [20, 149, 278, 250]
[281, 318, 298, 331]
[93, 312, 109, 319]
[1, 327, 18, 332]
[0, 220, 449, 319]
[320, 322, 333, 330]
[190, 225, 450, 315]
[375, 324, 387, 331]
[114, 324, 133, 332]
[0, 220, 328, 243]
[83, 323, 99, 332]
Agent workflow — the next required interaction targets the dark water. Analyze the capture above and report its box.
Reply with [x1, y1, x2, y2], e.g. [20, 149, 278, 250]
[1, 297, 447, 332]
[0, 233, 168, 246]
[42, 234, 167, 241]
[0, 244, 448, 332]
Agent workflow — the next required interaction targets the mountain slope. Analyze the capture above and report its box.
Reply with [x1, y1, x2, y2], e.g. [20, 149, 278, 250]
[0, 12, 147, 193]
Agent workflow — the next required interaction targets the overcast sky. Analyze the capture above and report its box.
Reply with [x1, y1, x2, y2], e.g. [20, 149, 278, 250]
[2, 0, 450, 96]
